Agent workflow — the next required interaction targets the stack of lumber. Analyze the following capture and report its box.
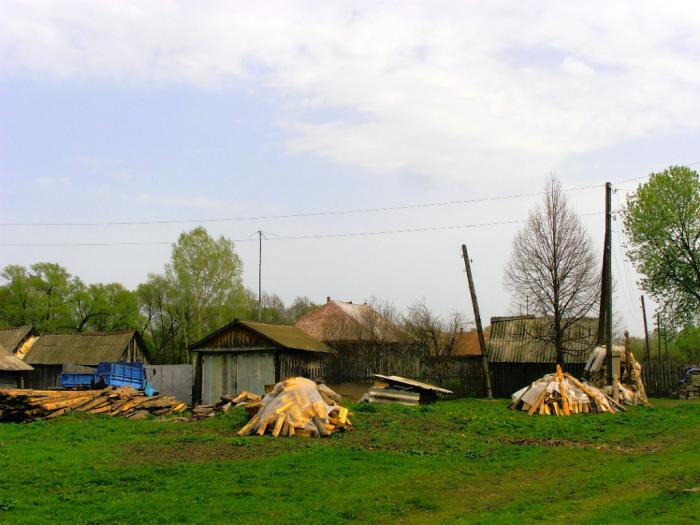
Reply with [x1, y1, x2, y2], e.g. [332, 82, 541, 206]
[192, 391, 262, 420]
[236, 378, 351, 438]
[510, 365, 626, 416]
[364, 374, 453, 405]
[0, 387, 188, 422]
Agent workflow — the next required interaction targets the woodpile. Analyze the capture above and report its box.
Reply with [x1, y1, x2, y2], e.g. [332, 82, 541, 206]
[0, 387, 188, 422]
[236, 377, 352, 438]
[191, 391, 262, 420]
[510, 365, 626, 416]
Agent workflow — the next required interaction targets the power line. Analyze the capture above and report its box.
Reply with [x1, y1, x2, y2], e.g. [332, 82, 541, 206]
[0, 212, 602, 247]
[0, 184, 604, 227]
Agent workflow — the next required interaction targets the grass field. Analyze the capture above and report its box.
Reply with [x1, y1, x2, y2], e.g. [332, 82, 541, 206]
[0, 398, 698, 525]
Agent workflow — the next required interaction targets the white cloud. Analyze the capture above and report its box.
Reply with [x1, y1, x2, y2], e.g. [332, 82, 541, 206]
[2, 1, 700, 183]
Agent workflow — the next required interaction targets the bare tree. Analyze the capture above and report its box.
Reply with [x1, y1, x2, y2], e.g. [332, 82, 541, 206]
[505, 176, 600, 365]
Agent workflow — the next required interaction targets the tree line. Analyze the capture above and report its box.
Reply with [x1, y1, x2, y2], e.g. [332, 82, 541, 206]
[2, 166, 698, 365]
[0, 227, 320, 363]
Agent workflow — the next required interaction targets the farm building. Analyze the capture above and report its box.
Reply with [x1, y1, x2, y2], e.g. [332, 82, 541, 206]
[295, 298, 416, 383]
[0, 326, 39, 358]
[190, 319, 333, 404]
[0, 343, 33, 388]
[295, 298, 406, 344]
[486, 315, 598, 397]
[452, 328, 488, 358]
[22, 330, 149, 389]
[0, 326, 39, 388]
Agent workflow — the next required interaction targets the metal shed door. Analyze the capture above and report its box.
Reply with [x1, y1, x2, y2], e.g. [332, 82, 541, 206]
[236, 352, 275, 395]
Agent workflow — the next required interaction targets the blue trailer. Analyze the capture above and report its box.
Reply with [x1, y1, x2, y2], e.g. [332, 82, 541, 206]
[60, 362, 158, 395]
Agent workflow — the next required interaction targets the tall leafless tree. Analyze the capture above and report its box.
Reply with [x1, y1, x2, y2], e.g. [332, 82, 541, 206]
[505, 176, 600, 365]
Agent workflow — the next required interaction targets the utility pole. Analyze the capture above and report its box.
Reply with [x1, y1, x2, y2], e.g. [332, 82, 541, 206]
[641, 295, 651, 364]
[657, 312, 662, 361]
[461, 244, 493, 400]
[257, 230, 262, 322]
[596, 182, 614, 385]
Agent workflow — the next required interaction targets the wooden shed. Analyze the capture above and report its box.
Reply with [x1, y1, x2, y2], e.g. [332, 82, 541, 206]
[0, 343, 33, 389]
[190, 319, 333, 405]
[23, 331, 149, 389]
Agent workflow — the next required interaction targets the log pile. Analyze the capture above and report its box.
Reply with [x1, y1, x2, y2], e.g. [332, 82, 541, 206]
[0, 387, 188, 422]
[191, 391, 262, 420]
[510, 365, 625, 416]
[236, 377, 352, 438]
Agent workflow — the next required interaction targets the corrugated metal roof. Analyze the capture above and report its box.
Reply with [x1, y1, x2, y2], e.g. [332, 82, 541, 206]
[486, 316, 597, 364]
[0, 342, 34, 371]
[0, 326, 34, 353]
[190, 320, 333, 354]
[24, 331, 139, 365]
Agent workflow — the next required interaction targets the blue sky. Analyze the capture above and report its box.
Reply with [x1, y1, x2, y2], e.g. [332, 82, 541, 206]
[2, 1, 700, 335]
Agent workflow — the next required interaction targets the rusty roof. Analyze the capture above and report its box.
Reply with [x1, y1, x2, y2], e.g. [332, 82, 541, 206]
[24, 331, 144, 365]
[295, 300, 406, 343]
[0, 342, 33, 371]
[0, 326, 35, 353]
[190, 319, 333, 354]
[452, 329, 488, 357]
[486, 316, 597, 363]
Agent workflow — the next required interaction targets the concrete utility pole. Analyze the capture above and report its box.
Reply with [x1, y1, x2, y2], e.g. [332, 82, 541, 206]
[257, 230, 263, 322]
[461, 244, 493, 400]
[641, 295, 651, 363]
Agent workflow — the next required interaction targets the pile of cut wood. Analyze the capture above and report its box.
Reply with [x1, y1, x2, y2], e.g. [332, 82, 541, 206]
[236, 377, 351, 438]
[0, 387, 188, 422]
[192, 391, 261, 420]
[510, 365, 625, 416]
[364, 374, 453, 405]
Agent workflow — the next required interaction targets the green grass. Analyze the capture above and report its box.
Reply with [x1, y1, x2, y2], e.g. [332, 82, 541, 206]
[0, 399, 699, 524]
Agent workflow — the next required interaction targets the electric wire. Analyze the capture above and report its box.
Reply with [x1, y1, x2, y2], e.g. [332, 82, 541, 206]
[0, 212, 602, 247]
[0, 184, 603, 227]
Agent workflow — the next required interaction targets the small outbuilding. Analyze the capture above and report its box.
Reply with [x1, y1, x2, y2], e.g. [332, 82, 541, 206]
[0, 343, 34, 388]
[23, 330, 149, 389]
[190, 319, 333, 405]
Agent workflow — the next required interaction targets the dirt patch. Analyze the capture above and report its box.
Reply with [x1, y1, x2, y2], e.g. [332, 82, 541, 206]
[502, 437, 657, 452]
[118, 438, 301, 466]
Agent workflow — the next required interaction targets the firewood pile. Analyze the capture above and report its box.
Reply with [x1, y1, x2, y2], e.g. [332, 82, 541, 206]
[0, 387, 188, 422]
[191, 391, 262, 420]
[510, 365, 626, 416]
[236, 377, 352, 438]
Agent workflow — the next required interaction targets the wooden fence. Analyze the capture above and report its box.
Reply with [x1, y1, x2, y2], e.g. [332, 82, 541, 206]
[319, 342, 694, 398]
[642, 361, 695, 397]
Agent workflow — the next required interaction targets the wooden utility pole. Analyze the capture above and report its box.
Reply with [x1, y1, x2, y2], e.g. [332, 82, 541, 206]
[640, 295, 651, 363]
[461, 244, 493, 400]
[596, 182, 614, 385]
[657, 312, 662, 361]
[257, 230, 263, 321]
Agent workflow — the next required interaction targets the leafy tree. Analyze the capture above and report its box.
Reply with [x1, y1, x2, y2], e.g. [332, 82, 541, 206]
[286, 296, 319, 322]
[166, 227, 246, 345]
[622, 166, 700, 326]
[71, 282, 142, 332]
[504, 176, 600, 365]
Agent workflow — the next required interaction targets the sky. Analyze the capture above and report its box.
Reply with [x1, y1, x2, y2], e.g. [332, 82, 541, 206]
[2, 1, 700, 336]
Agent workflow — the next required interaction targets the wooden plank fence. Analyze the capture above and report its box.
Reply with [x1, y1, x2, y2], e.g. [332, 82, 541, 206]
[642, 361, 695, 397]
